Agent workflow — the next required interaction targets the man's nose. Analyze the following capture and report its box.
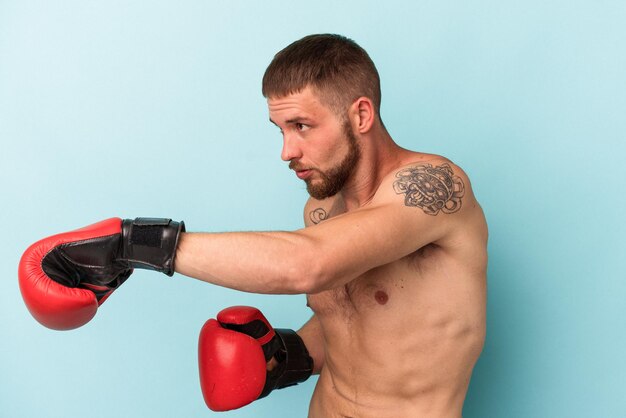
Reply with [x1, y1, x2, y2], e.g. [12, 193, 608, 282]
[281, 135, 302, 162]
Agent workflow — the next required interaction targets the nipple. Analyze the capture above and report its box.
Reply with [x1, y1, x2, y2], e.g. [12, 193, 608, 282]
[375, 290, 389, 305]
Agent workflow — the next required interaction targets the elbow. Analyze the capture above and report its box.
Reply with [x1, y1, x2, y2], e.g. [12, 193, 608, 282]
[287, 250, 335, 294]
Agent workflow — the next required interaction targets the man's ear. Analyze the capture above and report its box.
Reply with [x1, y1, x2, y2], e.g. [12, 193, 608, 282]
[350, 97, 376, 134]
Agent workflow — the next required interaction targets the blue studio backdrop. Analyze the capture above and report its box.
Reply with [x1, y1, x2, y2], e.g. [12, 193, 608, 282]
[1, 1, 625, 417]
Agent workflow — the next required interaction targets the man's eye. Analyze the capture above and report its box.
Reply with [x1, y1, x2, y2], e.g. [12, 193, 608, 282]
[296, 123, 308, 131]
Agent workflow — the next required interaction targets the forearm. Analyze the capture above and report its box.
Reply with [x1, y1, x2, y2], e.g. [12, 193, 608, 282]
[297, 314, 325, 375]
[174, 230, 316, 294]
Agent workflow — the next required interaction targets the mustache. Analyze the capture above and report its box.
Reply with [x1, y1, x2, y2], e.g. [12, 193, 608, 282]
[289, 161, 314, 171]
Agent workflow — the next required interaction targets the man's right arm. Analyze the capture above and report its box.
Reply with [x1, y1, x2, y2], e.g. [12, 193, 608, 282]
[297, 314, 325, 375]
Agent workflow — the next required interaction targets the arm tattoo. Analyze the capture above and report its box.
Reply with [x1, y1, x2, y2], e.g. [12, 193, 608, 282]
[309, 208, 328, 224]
[393, 163, 465, 215]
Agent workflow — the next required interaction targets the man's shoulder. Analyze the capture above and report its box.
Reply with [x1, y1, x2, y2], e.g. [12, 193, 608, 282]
[390, 153, 468, 178]
[374, 154, 473, 215]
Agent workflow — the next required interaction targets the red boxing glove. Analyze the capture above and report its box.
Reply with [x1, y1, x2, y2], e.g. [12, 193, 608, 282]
[198, 306, 313, 411]
[18, 217, 184, 330]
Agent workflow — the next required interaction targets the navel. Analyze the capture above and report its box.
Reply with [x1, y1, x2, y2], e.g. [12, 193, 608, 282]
[374, 290, 389, 305]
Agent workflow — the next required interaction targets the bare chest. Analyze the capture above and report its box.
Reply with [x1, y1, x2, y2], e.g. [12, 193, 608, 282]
[306, 272, 393, 316]
[306, 244, 441, 317]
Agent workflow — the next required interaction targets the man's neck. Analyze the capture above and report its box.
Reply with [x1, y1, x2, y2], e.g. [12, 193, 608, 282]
[339, 128, 407, 211]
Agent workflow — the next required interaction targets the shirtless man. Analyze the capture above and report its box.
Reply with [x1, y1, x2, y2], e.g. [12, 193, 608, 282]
[18, 34, 487, 417]
[180, 34, 488, 417]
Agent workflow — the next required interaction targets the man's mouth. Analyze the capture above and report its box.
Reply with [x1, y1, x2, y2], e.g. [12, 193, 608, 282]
[295, 169, 313, 180]
[290, 161, 315, 180]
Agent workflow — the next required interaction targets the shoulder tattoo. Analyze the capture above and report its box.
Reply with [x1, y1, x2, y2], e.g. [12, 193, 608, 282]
[309, 208, 328, 224]
[392, 163, 465, 215]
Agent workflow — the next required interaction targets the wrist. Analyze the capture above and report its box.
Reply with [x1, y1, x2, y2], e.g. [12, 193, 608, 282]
[122, 218, 185, 275]
[260, 328, 313, 398]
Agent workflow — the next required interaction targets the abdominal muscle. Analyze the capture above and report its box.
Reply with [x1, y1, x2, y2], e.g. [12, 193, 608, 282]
[306, 245, 487, 418]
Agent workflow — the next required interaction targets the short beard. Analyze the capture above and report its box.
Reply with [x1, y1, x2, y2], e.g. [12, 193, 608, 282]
[305, 122, 361, 200]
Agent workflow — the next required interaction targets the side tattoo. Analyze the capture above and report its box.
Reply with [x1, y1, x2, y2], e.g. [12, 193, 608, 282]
[393, 163, 465, 215]
[309, 208, 328, 224]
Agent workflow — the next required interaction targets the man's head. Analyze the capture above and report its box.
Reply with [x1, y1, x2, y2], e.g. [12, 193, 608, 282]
[262, 33, 382, 123]
[264, 34, 381, 199]
[268, 86, 361, 200]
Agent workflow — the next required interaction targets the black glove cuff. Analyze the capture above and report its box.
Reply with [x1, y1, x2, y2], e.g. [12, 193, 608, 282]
[260, 328, 313, 398]
[122, 218, 185, 276]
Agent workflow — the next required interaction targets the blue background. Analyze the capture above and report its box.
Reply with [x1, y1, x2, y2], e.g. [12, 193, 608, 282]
[1, 1, 625, 417]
